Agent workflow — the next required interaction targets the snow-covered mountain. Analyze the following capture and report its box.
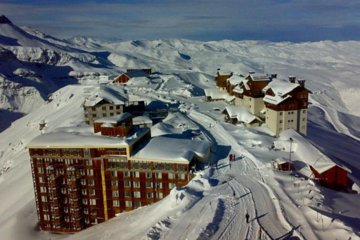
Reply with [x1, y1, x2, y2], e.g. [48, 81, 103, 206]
[0, 15, 359, 240]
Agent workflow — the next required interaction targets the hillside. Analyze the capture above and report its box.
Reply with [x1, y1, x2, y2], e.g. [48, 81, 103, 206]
[0, 15, 359, 240]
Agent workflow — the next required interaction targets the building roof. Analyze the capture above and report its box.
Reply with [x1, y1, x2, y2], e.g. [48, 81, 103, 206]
[94, 112, 132, 124]
[247, 73, 272, 82]
[131, 137, 211, 164]
[83, 85, 128, 107]
[263, 80, 299, 105]
[132, 115, 152, 125]
[204, 88, 235, 102]
[28, 128, 150, 149]
[224, 106, 261, 124]
[227, 75, 245, 86]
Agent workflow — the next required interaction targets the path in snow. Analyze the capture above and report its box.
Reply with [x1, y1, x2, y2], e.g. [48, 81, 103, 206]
[187, 109, 296, 239]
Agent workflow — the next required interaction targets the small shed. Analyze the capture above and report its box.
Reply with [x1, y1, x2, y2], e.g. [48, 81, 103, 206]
[113, 69, 152, 84]
[272, 157, 292, 171]
[309, 163, 351, 190]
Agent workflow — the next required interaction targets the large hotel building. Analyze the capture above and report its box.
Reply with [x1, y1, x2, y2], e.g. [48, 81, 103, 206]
[28, 113, 210, 232]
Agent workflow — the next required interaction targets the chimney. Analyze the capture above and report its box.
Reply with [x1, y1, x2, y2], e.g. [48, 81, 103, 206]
[297, 79, 305, 87]
[230, 72, 233, 77]
[288, 76, 296, 83]
[217, 68, 220, 77]
[249, 71, 255, 75]
[271, 74, 277, 79]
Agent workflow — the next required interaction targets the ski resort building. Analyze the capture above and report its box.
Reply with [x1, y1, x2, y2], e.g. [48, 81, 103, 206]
[28, 116, 210, 233]
[83, 85, 145, 125]
[227, 73, 273, 117]
[215, 70, 232, 91]
[263, 77, 311, 136]
[113, 68, 152, 84]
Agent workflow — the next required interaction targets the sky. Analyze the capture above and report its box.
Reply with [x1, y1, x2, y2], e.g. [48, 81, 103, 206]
[1, 0, 360, 42]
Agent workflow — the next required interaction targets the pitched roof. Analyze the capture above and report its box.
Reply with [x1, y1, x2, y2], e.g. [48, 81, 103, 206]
[94, 112, 132, 124]
[263, 80, 299, 105]
[83, 85, 128, 107]
[204, 88, 235, 102]
[224, 106, 261, 124]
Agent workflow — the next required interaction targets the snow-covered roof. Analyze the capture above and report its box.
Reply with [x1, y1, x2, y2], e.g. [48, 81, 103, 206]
[28, 132, 129, 148]
[263, 80, 299, 105]
[94, 112, 132, 124]
[274, 129, 351, 174]
[28, 128, 150, 149]
[227, 75, 245, 85]
[273, 157, 290, 165]
[204, 88, 235, 102]
[83, 85, 128, 107]
[224, 106, 261, 124]
[247, 73, 272, 82]
[133, 115, 152, 125]
[232, 85, 244, 94]
[131, 137, 211, 164]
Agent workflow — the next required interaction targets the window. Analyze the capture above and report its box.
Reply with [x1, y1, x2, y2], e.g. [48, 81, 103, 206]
[112, 191, 119, 197]
[124, 191, 131, 197]
[133, 181, 140, 188]
[147, 192, 153, 199]
[41, 196, 47, 202]
[40, 186, 47, 193]
[81, 179, 87, 186]
[88, 179, 95, 186]
[133, 171, 140, 178]
[133, 191, 141, 198]
[86, 160, 93, 166]
[168, 172, 175, 179]
[83, 199, 88, 205]
[111, 180, 118, 187]
[178, 172, 186, 180]
[113, 200, 120, 207]
[145, 172, 152, 179]
[109, 106, 114, 110]
[111, 171, 117, 177]
[124, 171, 131, 178]
[280, 112, 283, 116]
[84, 208, 89, 214]
[155, 182, 163, 189]
[155, 172, 162, 179]
[125, 201, 132, 207]
[38, 167, 44, 174]
[87, 169, 94, 176]
[156, 192, 163, 199]
[102, 106, 106, 110]
[89, 189, 96, 196]
[303, 110, 306, 114]
[133, 202, 141, 208]
[124, 181, 131, 187]
[43, 214, 50, 221]
[303, 118, 306, 121]
[169, 183, 176, 189]
[146, 182, 153, 188]
[89, 199, 96, 206]
[279, 120, 283, 124]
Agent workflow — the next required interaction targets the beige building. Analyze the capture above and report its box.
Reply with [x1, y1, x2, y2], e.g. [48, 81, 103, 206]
[263, 77, 311, 136]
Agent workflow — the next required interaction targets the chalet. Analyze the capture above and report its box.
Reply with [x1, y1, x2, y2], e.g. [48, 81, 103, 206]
[228, 73, 273, 117]
[113, 69, 152, 84]
[223, 106, 262, 127]
[83, 85, 145, 125]
[263, 77, 311, 136]
[310, 164, 350, 190]
[215, 69, 232, 90]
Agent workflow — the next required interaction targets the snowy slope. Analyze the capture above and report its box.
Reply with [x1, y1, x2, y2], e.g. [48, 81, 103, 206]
[0, 15, 360, 240]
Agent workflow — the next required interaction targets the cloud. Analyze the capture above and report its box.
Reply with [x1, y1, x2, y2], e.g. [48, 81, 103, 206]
[1, 0, 360, 41]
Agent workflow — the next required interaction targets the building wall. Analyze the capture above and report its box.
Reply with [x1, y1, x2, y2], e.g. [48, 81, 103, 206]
[29, 143, 192, 233]
[84, 104, 124, 125]
[265, 108, 308, 136]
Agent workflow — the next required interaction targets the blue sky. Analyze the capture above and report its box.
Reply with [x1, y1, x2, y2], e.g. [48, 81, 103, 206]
[1, 0, 360, 42]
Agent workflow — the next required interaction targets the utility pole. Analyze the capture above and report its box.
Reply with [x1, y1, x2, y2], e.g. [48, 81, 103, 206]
[289, 138, 293, 162]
